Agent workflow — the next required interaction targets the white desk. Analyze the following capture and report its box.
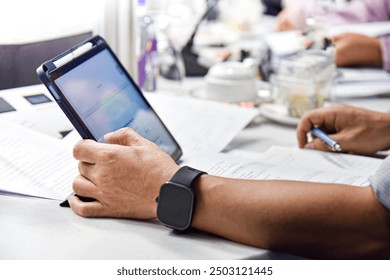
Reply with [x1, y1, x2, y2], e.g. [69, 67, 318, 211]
[1, 197, 291, 260]
[1, 82, 388, 260]
[0, 112, 299, 259]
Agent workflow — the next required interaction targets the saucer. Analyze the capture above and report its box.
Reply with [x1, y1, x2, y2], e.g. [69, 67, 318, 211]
[259, 103, 300, 126]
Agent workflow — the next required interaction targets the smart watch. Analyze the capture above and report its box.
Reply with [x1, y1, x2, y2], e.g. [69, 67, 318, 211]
[156, 166, 206, 231]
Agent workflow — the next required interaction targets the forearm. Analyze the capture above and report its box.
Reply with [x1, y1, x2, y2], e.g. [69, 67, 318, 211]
[192, 176, 390, 259]
[333, 35, 383, 69]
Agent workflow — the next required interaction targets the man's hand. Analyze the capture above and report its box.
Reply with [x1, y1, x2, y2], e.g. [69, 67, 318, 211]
[69, 128, 179, 219]
[332, 33, 382, 67]
[297, 104, 390, 155]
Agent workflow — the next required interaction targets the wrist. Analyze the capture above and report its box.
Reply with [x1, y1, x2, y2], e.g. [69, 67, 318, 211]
[382, 113, 390, 150]
[156, 166, 206, 231]
[146, 163, 180, 219]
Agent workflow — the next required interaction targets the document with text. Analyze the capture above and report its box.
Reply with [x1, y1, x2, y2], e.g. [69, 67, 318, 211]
[0, 120, 77, 200]
[184, 146, 383, 187]
[145, 93, 258, 160]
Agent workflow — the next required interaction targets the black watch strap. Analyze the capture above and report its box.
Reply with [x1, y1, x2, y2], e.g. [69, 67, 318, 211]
[170, 166, 207, 187]
[157, 166, 207, 231]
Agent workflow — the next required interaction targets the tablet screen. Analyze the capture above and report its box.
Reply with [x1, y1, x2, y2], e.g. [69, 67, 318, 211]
[54, 49, 179, 156]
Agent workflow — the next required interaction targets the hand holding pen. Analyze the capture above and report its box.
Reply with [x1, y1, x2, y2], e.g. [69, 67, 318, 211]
[296, 104, 390, 155]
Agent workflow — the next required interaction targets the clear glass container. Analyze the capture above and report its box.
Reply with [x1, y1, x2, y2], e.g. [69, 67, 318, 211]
[273, 50, 336, 118]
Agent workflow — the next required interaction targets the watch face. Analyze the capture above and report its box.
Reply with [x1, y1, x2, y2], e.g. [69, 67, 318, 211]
[157, 182, 195, 230]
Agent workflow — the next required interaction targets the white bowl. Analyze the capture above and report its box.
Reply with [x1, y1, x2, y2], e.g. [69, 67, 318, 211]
[204, 62, 258, 102]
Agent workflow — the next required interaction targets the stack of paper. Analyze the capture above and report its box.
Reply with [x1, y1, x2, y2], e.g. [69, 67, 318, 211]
[332, 67, 390, 98]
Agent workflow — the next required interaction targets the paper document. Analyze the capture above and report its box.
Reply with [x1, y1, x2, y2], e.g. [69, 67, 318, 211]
[336, 68, 390, 83]
[332, 67, 390, 98]
[145, 93, 258, 160]
[0, 120, 77, 200]
[261, 146, 381, 175]
[331, 82, 390, 98]
[184, 146, 382, 187]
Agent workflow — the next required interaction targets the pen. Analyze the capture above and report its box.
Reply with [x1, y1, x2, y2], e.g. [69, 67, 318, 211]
[310, 127, 342, 152]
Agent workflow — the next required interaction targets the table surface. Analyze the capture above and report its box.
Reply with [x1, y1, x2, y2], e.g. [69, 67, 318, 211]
[0, 107, 299, 259]
[1, 80, 389, 260]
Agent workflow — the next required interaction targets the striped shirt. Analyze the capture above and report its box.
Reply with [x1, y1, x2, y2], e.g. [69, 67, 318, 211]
[370, 156, 390, 210]
[283, 0, 390, 71]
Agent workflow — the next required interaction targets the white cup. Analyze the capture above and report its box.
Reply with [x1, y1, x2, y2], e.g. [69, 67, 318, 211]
[202, 61, 258, 103]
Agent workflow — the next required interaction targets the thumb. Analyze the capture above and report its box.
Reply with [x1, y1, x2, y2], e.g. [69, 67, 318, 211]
[104, 128, 146, 146]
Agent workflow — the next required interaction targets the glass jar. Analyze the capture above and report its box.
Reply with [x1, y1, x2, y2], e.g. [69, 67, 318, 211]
[273, 50, 336, 118]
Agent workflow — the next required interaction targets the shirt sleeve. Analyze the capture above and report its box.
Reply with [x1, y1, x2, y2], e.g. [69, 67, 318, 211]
[282, 0, 390, 26]
[317, 0, 390, 24]
[380, 36, 390, 71]
[282, 0, 316, 12]
[370, 156, 390, 210]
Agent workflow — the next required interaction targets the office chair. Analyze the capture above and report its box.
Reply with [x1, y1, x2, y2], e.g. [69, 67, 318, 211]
[0, 32, 92, 90]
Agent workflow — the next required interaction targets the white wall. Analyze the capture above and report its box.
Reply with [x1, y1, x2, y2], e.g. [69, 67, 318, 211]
[0, 0, 206, 76]
[0, 0, 104, 44]
[0, 0, 138, 76]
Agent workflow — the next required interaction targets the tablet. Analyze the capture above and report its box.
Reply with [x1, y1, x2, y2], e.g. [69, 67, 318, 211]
[37, 36, 182, 161]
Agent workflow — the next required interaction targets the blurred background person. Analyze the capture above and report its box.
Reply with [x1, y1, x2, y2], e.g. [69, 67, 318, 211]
[276, 0, 390, 70]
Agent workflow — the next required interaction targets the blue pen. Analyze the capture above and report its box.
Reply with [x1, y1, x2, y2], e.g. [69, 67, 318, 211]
[311, 127, 342, 152]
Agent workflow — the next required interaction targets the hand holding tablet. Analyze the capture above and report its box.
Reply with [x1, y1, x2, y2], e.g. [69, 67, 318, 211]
[37, 36, 183, 206]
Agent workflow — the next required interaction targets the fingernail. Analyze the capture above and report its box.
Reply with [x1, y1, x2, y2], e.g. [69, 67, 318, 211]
[100, 134, 112, 144]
